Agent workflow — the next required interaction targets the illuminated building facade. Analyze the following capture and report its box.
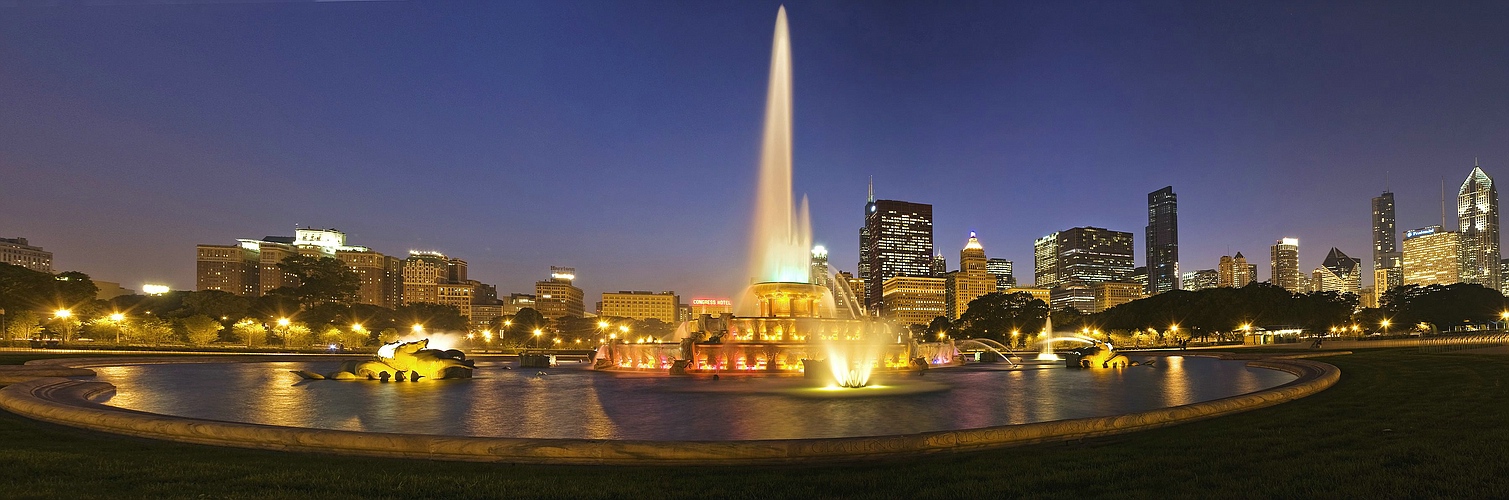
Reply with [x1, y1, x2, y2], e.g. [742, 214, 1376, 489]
[986, 258, 1015, 291]
[0, 237, 52, 272]
[688, 298, 734, 318]
[1181, 269, 1220, 291]
[1092, 281, 1144, 313]
[336, 249, 402, 308]
[601, 291, 680, 323]
[1372, 191, 1403, 292]
[436, 282, 475, 320]
[881, 276, 946, 327]
[1271, 238, 1302, 293]
[860, 197, 934, 312]
[1311, 247, 1362, 295]
[1458, 165, 1500, 291]
[809, 246, 830, 288]
[503, 293, 537, 315]
[535, 266, 585, 318]
[1035, 227, 1135, 287]
[1050, 280, 1095, 312]
[1033, 233, 1059, 287]
[196, 243, 260, 297]
[1219, 253, 1254, 288]
[944, 232, 995, 319]
[1145, 186, 1179, 295]
[1403, 226, 1459, 286]
[402, 251, 449, 305]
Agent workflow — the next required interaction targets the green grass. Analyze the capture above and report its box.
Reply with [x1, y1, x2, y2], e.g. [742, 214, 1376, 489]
[0, 348, 1504, 499]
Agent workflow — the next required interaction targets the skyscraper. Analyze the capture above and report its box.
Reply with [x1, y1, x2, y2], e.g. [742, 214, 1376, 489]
[1182, 269, 1220, 291]
[1033, 233, 1059, 287]
[1312, 247, 1362, 295]
[930, 253, 947, 277]
[1271, 238, 1301, 293]
[860, 192, 934, 312]
[945, 232, 995, 319]
[1036, 227, 1136, 310]
[986, 258, 1015, 291]
[1371, 191, 1403, 292]
[1403, 226, 1459, 286]
[1218, 253, 1254, 288]
[809, 245, 830, 289]
[1145, 186, 1179, 295]
[535, 266, 585, 319]
[1458, 164, 1500, 291]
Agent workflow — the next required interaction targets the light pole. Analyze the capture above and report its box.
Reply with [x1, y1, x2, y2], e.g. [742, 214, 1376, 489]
[1381, 319, 1390, 336]
[277, 318, 291, 348]
[54, 309, 73, 346]
[110, 313, 126, 345]
[532, 328, 543, 349]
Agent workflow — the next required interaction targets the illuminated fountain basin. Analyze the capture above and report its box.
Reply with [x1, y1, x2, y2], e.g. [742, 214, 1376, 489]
[89, 355, 1296, 441]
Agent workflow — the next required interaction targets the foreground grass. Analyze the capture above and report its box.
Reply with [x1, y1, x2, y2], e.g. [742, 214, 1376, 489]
[0, 349, 1503, 499]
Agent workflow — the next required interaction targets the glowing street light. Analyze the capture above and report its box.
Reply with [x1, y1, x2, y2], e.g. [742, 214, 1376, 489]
[109, 313, 125, 322]
[277, 318, 291, 327]
[54, 309, 72, 319]
[598, 320, 610, 329]
[1381, 319, 1391, 335]
[352, 323, 364, 332]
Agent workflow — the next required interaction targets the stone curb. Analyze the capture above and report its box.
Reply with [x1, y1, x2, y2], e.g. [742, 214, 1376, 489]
[0, 356, 1339, 465]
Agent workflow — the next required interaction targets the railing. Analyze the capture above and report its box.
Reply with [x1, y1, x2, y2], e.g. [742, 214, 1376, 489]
[1418, 333, 1509, 353]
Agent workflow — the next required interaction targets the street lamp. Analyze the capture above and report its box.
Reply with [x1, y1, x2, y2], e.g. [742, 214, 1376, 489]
[277, 318, 291, 347]
[411, 323, 423, 334]
[54, 309, 73, 345]
[109, 313, 126, 345]
[1381, 319, 1391, 335]
[532, 328, 543, 349]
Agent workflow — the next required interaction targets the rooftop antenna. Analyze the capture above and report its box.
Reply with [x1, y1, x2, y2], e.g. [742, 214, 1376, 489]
[1441, 177, 1447, 228]
[867, 175, 874, 203]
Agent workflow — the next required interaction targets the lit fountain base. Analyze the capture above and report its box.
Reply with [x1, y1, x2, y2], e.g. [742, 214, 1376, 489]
[596, 340, 958, 375]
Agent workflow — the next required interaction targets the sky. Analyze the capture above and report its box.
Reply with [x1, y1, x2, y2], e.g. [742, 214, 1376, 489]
[2, 0, 1508, 302]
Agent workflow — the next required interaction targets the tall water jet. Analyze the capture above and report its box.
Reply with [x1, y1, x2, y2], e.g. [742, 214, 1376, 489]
[746, 5, 812, 286]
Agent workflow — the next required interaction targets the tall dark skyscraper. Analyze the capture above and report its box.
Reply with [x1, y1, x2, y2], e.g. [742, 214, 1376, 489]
[1371, 191, 1402, 291]
[1145, 186, 1178, 295]
[1458, 164, 1501, 291]
[1034, 227, 1135, 287]
[859, 185, 934, 312]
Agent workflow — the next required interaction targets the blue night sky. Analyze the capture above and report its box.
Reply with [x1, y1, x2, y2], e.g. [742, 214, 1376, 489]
[2, 1, 1507, 300]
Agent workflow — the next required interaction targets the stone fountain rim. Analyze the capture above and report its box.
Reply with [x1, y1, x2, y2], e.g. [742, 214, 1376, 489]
[0, 353, 1340, 465]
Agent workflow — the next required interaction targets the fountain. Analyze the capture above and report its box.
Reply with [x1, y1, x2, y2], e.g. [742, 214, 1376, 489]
[593, 6, 955, 385]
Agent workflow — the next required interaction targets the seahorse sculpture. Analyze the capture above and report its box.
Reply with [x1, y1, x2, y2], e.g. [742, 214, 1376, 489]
[293, 339, 475, 381]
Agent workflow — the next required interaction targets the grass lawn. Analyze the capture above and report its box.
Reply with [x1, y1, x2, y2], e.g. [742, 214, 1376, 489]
[0, 348, 1504, 499]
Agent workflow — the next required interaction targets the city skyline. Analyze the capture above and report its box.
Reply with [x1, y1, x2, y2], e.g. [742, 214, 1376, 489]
[3, 2, 1508, 301]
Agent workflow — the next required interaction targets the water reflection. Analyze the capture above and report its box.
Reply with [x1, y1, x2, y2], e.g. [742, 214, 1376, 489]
[92, 356, 1293, 441]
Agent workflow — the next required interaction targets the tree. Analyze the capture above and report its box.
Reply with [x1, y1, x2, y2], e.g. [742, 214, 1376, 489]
[502, 308, 548, 345]
[377, 328, 400, 345]
[183, 290, 250, 321]
[277, 255, 360, 306]
[394, 303, 468, 333]
[1382, 284, 1505, 332]
[181, 315, 223, 346]
[3, 310, 42, 341]
[231, 319, 268, 347]
[132, 317, 174, 346]
[957, 292, 1049, 341]
[926, 316, 955, 338]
